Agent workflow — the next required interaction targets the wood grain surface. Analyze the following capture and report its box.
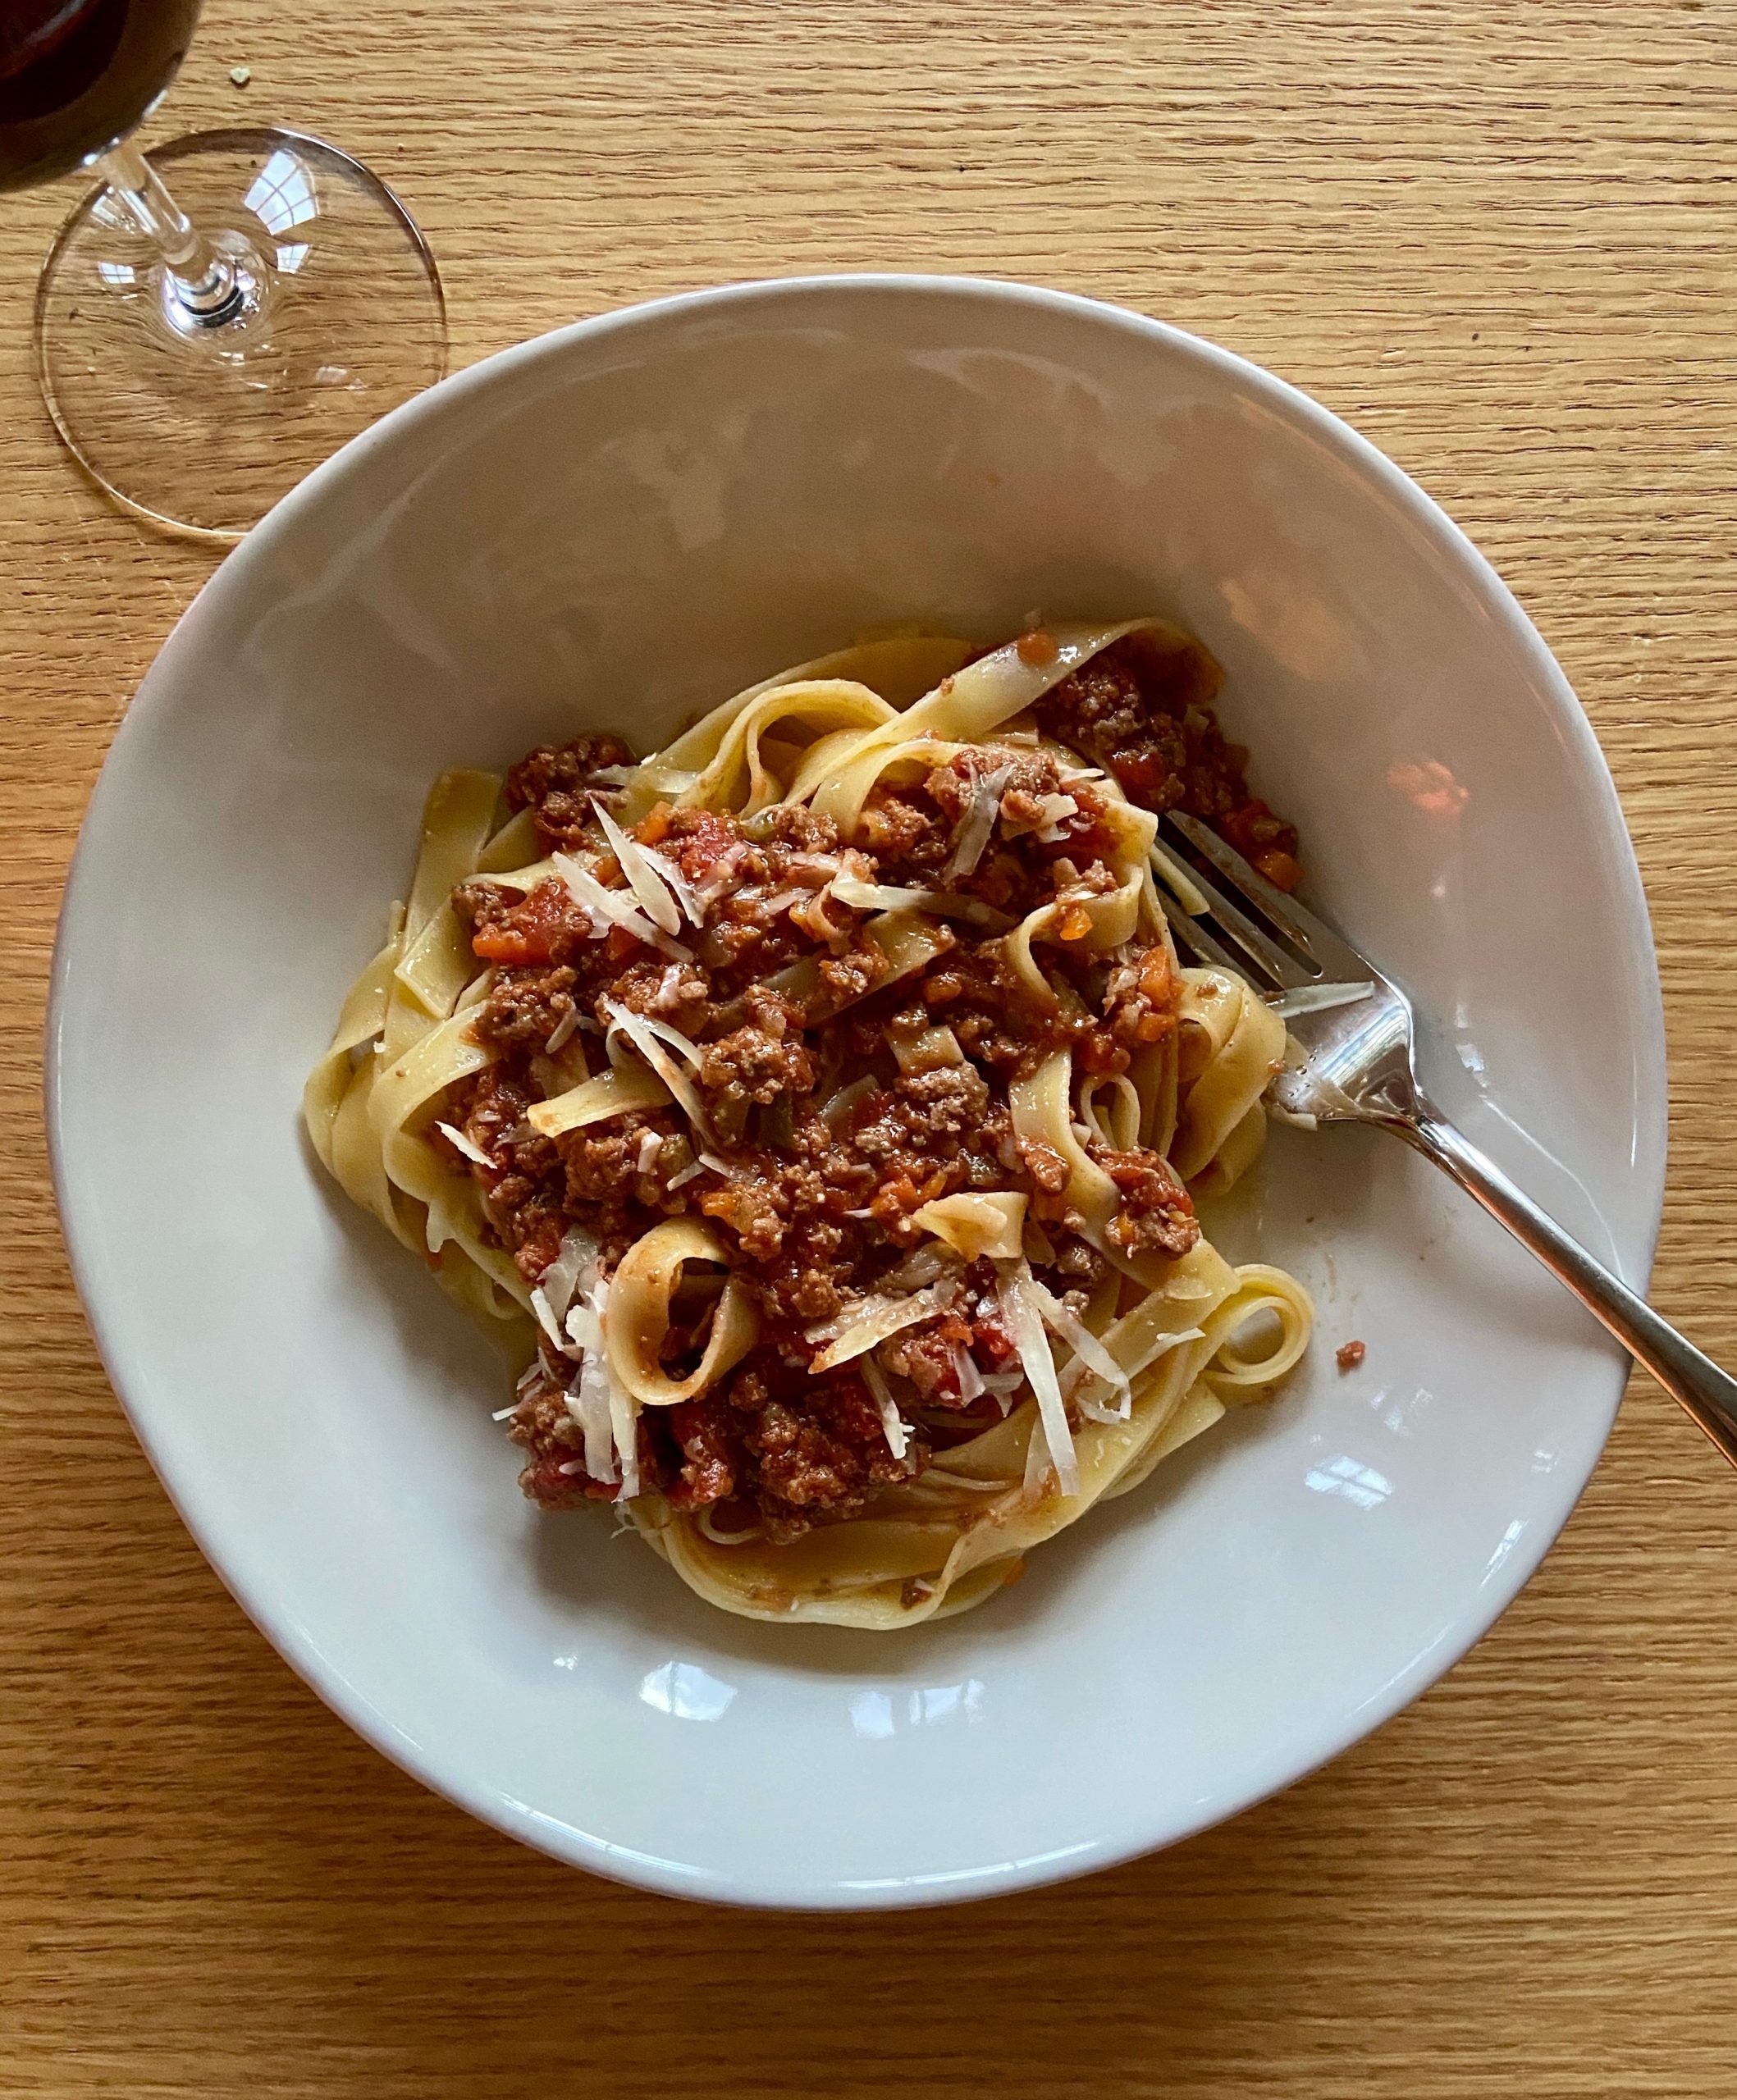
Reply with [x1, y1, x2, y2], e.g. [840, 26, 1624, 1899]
[5, 2, 1737, 2093]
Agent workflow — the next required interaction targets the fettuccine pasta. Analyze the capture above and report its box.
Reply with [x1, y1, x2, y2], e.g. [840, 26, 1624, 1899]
[305, 621, 1313, 1626]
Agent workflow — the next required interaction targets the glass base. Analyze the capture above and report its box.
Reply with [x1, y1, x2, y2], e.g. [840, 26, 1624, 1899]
[34, 127, 446, 542]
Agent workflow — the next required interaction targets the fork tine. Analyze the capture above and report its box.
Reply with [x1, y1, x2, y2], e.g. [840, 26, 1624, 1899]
[1159, 853, 1318, 989]
[1158, 887, 1276, 985]
[1163, 812, 1376, 984]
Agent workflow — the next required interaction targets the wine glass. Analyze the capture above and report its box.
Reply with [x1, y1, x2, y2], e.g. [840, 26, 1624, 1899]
[2, 0, 446, 541]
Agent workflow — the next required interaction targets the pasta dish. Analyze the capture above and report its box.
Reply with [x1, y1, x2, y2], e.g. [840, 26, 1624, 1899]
[304, 620, 1313, 1626]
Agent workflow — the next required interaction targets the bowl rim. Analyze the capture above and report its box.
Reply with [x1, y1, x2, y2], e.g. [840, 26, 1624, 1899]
[45, 272, 1668, 1909]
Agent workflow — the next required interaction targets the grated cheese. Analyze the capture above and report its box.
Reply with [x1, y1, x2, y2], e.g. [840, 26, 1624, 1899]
[436, 1120, 496, 1170]
[543, 1004, 580, 1055]
[560, 1269, 629, 1494]
[996, 1262, 1081, 1496]
[601, 997, 715, 1146]
[1022, 1274, 1131, 1423]
[1003, 791, 1078, 841]
[806, 1281, 955, 1372]
[861, 1355, 912, 1464]
[530, 1285, 572, 1357]
[1268, 980, 1377, 1019]
[553, 850, 692, 961]
[539, 1223, 601, 1324]
[592, 797, 683, 935]
[828, 871, 1012, 929]
[942, 760, 1013, 881]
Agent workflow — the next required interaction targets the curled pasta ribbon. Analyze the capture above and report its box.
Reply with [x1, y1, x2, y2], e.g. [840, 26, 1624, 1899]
[810, 619, 1153, 834]
[1008, 1050, 1120, 1247]
[674, 681, 897, 815]
[992, 799, 1156, 1017]
[1170, 967, 1287, 1186]
[1200, 1262, 1314, 1392]
[1076, 1071, 1142, 1154]
[606, 1218, 761, 1408]
[304, 786, 539, 1328]
[619, 635, 973, 820]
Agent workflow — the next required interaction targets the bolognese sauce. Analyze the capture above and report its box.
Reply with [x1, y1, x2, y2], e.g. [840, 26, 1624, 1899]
[437, 646, 1297, 1543]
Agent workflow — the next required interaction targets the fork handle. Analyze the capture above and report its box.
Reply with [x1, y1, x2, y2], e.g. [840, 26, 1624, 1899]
[1399, 1107, 1737, 1468]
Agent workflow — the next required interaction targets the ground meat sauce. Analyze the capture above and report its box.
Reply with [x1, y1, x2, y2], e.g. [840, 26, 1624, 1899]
[1034, 631, 1302, 892]
[451, 646, 1298, 1538]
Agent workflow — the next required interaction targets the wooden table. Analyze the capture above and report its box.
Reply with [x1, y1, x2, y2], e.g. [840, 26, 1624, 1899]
[5, 3, 1737, 2092]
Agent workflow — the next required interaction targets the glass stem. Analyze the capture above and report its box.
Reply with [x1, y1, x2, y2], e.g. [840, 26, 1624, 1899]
[94, 143, 240, 317]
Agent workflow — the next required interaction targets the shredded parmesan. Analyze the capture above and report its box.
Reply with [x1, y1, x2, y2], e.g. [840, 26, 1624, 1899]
[491, 1402, 520, 1422]
[827, 871, 1012, 929]
[530, 1285, 572, 1357]
[436, 1120, 496, 1170]
[644, 844, 705, 929]
[806, 1281, 954, 1371]
[755, 886, 808, 917]
[543, 1004, 580, 1055]
[553, 850, 692, 961]
[539, 1224, 600, 1324]
[953, 1346, 985, 1402]
[610, 1380, 641, 1500]
[592, 797, 684, 935]
[592, 795, 706, 930]
[1003, 792, 1078, 840]
[875, 1243, 953, 1294]
[996, 1263, 1081, 1497]
[557, 1268, 632, 1495]
[829, 873, 928, 914]
[635, 1130, 662, 1175]
[693, 844, 748, 907]
[943, 760, 1013, 881]
[860, 1355, 912, 1464]
[569, 1363, 618, 1484]
[1268, 980, 1377, 1019]
[667, 1157, 707, 1189]
[1022, 1276, 1131, 1423]
[601, 997, 715, 1146]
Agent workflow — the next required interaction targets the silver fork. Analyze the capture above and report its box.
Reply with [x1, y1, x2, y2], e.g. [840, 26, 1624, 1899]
[1158, 810, 1737, 1468]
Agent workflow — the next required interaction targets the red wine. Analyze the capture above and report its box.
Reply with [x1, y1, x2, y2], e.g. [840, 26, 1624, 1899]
[0, 0, 202, 193]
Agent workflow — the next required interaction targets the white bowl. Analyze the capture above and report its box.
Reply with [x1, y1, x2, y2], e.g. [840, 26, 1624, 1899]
[48, 276, 1665, 1909]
